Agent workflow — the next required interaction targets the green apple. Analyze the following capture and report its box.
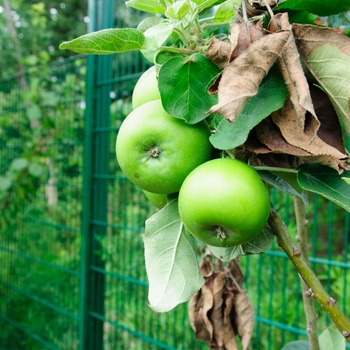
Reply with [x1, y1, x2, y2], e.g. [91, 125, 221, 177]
[143, 190, 167, 209]
[132, 66, 161, 109]
[116, 100, 213, 194]
[178, 158, 270, 247]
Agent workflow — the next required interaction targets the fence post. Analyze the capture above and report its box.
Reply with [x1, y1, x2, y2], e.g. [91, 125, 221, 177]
[79, 0, 115, 349]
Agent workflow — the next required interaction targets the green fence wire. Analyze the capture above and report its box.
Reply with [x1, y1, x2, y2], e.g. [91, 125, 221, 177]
[0, 1, 350, 349]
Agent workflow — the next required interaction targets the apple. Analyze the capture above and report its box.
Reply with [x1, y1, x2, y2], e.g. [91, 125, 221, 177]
[178, 158, 270, 247]
[143, 190, 167, 209]
[116, 100, 213, 194]
[132, 66, 161, 109]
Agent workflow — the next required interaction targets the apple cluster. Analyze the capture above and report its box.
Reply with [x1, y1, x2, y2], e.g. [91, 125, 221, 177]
[116, 67, 270, 248]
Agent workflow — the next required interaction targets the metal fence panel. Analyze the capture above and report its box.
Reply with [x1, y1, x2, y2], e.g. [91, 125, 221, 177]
[0, 56, 86, 349]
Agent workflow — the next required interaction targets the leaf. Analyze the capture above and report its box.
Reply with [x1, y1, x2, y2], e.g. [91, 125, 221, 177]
[271, 14, 320, 146]
[209, 30, 290, 122]
[213, 0, 236, 22]
[142, 22, 174, 62]
[59, 28, 145, 54]
[209, 65, 288, 150]
[258, 170, 308, 207]
[165, 0, 191, 19]
[143, 199, 204, 312]
[28, 163, 48, 179]
[275, 0, 350, 16]
[208, 227, 275, 262]
[293, 24, 350, 135]
[137, 16, 163, 32]
[297, 163, 350, 212]
[276, 10, 320, 25]
[10, 158, 29, 172]
[0, 176, 12, 192]
[319, 326, 346, 350]
[125, 0, 166, 14]
[26, 104, 42, 121]
[234, 290, 255, 350]
[158, 54, 220, 124]
[281, 340, 310, 350]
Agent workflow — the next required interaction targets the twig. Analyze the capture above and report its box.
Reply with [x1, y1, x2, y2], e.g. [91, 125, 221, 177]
[241, 0, 249, 22]
[268, 206, 350, 343]
[294, 197, 320, 350]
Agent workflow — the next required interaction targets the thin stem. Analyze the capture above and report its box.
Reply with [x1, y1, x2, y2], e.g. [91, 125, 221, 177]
[268, 207, 350, 343]
[241, 0, 248, 22]
[294, 197, 320, 350]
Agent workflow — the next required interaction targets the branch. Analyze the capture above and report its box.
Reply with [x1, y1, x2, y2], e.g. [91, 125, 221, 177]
[294, 197, 320, 350]
[268, 207, 350, 343]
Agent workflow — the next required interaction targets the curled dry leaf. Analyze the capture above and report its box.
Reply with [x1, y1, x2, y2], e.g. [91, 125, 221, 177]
[234, 290, 255, 350]
[188, 255, 254, 350]
[209, 29, 290, 122]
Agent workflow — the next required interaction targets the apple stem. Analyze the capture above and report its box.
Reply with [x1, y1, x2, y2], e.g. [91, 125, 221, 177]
[268, 206, 350, 343]
[294, 197, 320, 350]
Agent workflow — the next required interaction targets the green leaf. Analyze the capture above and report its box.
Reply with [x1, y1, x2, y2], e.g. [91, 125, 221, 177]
[275, 0, 350, 16]
[319, 326, 346, 350]
[59, 28, 145, 54]
[213, 0, 236, 22]
[277, 10, 319, 25]
[26, 104, 42, 121]
[0, 176, 12, 192]
[208, 227, 275, 262]
[297, 163, 350, 212]
[165, 0, 191, 19]
[210, 66, 288, 150]
[10, 158, 29, 172]
[258, 170, 308, 208]
[28, 163, 48, 179]
[193, 0, 226, 12]
[158, 54, 220, 124]
[281, 341, 310, 350]
[40, 91, 59, 106]
[142, 22, 174, 62]
[125, 0, 166, 14]
[300, 41, 350, 135]
[137, 16, 163, 32]
[143, 199, 204, 312]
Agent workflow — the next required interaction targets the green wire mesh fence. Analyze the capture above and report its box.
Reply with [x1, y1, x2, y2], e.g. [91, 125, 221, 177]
[0, 1, 350, 349]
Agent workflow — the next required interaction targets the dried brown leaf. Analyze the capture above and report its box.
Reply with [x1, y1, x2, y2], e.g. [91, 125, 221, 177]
[234, 290, 255, 350]
[230, 21, 266, 62]
[210, 272, 226, 349]
[273, 13, 320, 144]
[209, 30, 290, 122]
[271, 97, 349, 172]
[222, 292, 239, 350]
[207, 37, 232, 70]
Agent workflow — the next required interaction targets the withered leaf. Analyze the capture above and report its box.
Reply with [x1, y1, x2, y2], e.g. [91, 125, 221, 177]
[211, 272, 226, 349]
[234, 290, 255, 350]
[207, 37, 232, 70]
[271, 97, 349, 172]
[273, 13, 320, 143]
[293, 24, 350, 135]
[189, 254, 254, 350]
[222, 292, 239, 350]
[209, 30, 290, 122]
[229, 20, 266, 62]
